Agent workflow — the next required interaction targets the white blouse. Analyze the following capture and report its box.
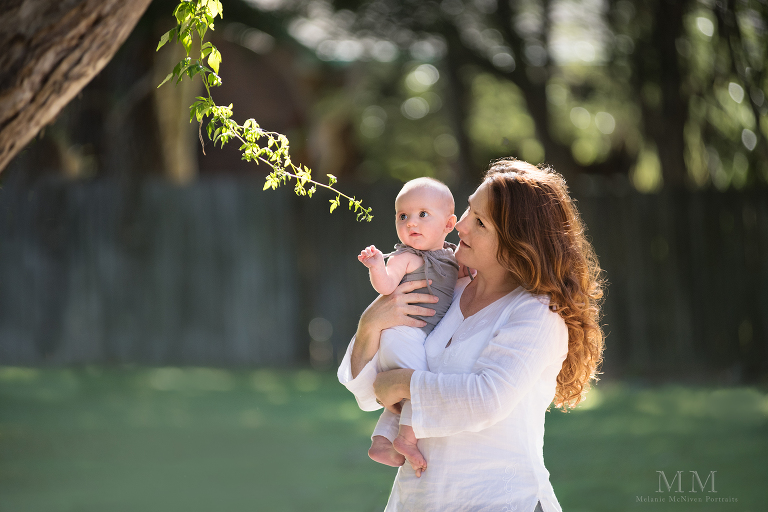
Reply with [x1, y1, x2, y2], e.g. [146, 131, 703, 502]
[338, 277, 569, 512]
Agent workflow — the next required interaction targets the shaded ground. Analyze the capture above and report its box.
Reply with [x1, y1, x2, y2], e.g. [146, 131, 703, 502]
[0, 367, 765, 512]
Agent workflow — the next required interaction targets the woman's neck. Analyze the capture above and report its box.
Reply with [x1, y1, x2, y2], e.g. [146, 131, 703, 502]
[470, 266, 518, 299]
[459, 267, 518, 318]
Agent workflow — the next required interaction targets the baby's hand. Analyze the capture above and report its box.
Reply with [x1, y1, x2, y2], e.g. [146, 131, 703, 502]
[358, 245, 385, 269]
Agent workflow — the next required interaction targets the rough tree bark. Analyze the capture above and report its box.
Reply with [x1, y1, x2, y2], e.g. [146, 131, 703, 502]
[0, 0, 153, 174]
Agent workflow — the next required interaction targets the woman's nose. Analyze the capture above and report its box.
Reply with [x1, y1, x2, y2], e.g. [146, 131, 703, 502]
[455, 217, 466, 235]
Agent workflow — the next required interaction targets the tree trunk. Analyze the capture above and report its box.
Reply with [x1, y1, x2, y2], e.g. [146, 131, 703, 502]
[153, 39, 201, 185]
[0, 0, 153, 174]
[651, 0, 689, 189]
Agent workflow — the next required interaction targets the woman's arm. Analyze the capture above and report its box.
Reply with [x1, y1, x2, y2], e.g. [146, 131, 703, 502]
[407, 302, 568, 439]
[349, 280, 438, 378]
[338, 280, 439, 411]
[373, 368, 414, 414]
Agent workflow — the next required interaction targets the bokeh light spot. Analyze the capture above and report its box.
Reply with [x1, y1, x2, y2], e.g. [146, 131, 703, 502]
[308, 317, 333, 342]
[401, 97, 430, 119]
[434, 133, 459, 157]
[696, 17, 714, 38]
[570, 107, 591, 130]
[728, 82, 744, 103]
[742, 129, 757, 151]
[595, 112, 616, 134]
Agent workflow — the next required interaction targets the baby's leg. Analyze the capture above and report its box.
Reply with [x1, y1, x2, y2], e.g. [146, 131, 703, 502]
[392, 400, 427, 477]
[378, 326, 429, 475]
[378, 326, 429, 373]
[368, 408, 404, 467]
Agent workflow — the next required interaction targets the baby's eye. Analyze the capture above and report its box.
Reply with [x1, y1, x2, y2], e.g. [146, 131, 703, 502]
[399, 213, 407, 221]
[419, 211, 429, 218]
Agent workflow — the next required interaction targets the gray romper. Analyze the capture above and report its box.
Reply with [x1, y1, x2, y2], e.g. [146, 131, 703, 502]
[386, 241, 460, 334]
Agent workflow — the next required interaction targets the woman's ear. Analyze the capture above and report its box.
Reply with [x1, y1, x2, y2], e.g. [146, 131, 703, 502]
[445, 214, 457, 233]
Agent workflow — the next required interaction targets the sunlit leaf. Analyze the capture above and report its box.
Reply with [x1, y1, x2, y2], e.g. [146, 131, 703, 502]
[208, 48, 222, 75]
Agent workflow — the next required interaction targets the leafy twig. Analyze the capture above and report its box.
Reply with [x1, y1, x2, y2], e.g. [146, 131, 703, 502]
[156, 0, 373, 221]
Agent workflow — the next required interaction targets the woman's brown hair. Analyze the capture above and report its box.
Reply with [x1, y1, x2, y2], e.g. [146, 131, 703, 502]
[483, 158, 605, 410]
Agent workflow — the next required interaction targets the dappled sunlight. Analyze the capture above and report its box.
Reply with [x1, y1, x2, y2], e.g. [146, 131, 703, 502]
[337, 400, 366, 421]
[292, 369, 322, 393]
[0, 367, 40, 382]
[146, 367, 235, 392]
[0, 367, 80, 402]
[251, 369, 290, 404]
[239, 408, 264, 428]
[572, 386, 603, 411]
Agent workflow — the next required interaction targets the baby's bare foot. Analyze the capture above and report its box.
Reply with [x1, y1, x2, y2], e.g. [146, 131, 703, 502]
[393, 426, 427, 477]
[368, 435, 405, 467]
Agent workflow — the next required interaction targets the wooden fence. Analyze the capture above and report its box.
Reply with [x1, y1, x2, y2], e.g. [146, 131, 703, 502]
[1, 174, 766, 380]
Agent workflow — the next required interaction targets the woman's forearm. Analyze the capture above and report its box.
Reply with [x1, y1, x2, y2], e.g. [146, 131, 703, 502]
[350, 322, 381, 378]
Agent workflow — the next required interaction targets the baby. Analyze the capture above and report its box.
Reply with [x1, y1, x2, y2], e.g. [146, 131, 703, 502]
[358, 177, 459, 476]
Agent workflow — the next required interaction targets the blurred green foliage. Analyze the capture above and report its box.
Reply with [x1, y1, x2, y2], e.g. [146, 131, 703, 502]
[0, 367, 766, 511]
[276, 0, 768, 189]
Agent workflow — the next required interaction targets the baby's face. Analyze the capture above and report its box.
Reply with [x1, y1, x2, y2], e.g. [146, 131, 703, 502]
[395, 187, 456, 251]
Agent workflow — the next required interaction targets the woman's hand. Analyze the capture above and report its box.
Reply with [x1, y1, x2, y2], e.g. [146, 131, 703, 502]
[350, 280, 438, 378]
[360, 279, 439, 333]
[374, 369, 415, 414]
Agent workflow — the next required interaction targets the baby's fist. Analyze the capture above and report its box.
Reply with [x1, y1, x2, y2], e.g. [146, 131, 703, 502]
[358, 245, 384, 269]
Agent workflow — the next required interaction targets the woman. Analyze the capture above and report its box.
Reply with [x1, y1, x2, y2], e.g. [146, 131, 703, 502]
[338, 159, 605, 512]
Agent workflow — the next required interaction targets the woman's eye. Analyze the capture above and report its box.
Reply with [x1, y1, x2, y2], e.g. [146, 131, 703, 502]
[477, 218, 484, 227]
[419, 211, 428, 218]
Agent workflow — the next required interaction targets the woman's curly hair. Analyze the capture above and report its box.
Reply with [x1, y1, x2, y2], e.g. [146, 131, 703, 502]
[483, 159, 606, 410]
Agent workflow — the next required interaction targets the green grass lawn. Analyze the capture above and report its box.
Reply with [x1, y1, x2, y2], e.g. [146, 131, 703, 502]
[0, 367, 765, 512]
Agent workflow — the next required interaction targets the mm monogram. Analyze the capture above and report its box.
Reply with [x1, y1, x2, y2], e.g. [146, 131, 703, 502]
[656, 471, 717, 493]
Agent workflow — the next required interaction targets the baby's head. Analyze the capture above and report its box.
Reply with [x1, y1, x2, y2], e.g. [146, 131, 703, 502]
[395, 177, 457, 251]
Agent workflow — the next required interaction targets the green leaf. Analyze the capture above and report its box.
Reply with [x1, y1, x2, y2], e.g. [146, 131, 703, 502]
[176, 2, 193, 23]
[208, 0, 220, 18]
[208, 48, 222, 74]
[329, 199, 338, 213]
[156, 29, 172, 51]
[157, 72, 173, 88]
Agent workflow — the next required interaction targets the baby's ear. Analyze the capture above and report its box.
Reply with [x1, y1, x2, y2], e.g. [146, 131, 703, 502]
[445, 214, 457, 232]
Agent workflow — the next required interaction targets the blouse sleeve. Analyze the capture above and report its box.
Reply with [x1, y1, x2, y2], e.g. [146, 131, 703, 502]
[409, 299, 568, 439]
[337, 335, 384, 412]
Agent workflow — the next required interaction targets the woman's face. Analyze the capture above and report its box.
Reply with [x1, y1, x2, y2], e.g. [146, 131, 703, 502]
[454, 181, 502, 273]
